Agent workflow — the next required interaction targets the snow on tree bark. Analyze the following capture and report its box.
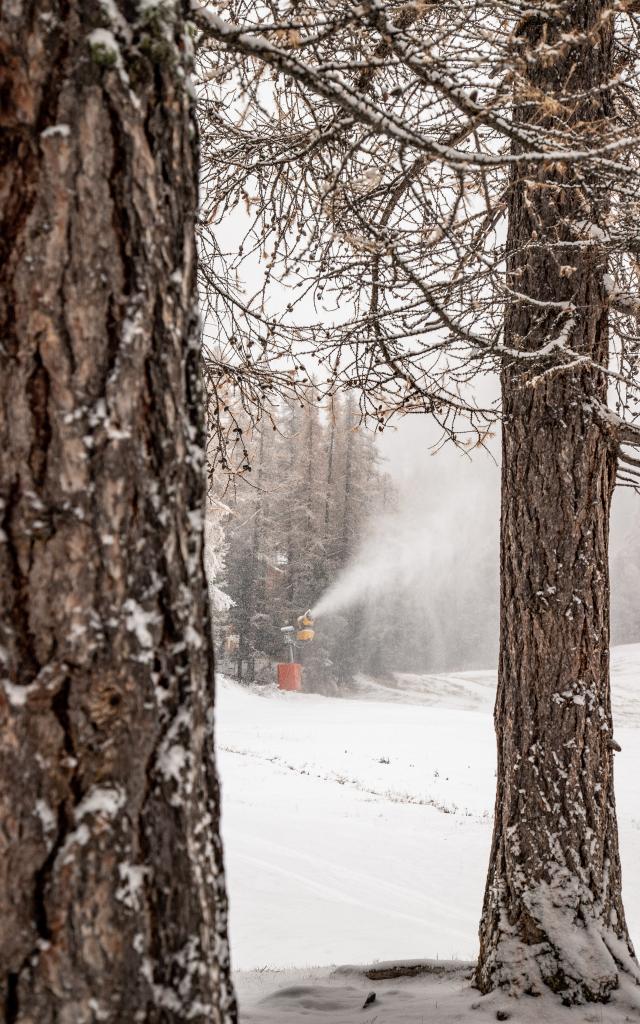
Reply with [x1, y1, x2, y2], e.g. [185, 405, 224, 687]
[476, 0, 640, 1003]
[0, 3, 236, 1022]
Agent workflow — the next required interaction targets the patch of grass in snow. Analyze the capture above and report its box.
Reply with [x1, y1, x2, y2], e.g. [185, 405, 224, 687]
[220, 744, 476, 818]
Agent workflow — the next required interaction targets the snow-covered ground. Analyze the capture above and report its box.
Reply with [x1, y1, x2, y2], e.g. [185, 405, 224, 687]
[232, 962, 640, 1024]
[216, 645, 640, 1020]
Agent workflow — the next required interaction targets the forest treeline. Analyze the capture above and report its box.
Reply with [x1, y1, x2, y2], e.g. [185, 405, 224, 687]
[208, 394, 394, 688]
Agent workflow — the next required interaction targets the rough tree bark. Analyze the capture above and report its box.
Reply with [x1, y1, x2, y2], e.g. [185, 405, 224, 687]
[476, 0, 640, 1005]
[0, 3, 236, 1022]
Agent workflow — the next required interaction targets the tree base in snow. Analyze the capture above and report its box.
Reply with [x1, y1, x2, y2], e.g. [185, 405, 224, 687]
[475, 914, 640, 1005]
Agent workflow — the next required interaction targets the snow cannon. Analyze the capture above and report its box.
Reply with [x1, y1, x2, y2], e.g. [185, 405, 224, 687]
[296, 610, 315, 643]
[276, 611, 315, 691]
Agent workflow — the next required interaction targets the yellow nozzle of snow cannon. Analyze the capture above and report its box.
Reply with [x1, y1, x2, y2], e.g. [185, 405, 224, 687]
[296, 610, 315, 642]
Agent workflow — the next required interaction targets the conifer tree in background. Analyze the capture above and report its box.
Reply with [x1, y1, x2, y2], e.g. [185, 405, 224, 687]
[212, 393, 393, 686]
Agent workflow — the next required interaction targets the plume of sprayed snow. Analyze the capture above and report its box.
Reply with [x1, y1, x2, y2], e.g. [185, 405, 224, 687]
[311, 424, 502, 670]
[308, 411, 640, 670]
[311, 511, 459, 619]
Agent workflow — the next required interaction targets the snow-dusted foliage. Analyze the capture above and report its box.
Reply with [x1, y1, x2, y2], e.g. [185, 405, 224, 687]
[205, 498, 234, 614]
[194, 0, 640, 453]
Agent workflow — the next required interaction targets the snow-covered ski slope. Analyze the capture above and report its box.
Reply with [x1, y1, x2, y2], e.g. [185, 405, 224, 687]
[217, 645, 640, 976]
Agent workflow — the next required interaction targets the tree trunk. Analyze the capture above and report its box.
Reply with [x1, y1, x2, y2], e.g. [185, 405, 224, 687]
[0, 4, 236, 1022]
[476, 0, 640, 1004]
[339, 398, 355, 566]
[324, 411, 335, 537]
[246, 429, 265, 682]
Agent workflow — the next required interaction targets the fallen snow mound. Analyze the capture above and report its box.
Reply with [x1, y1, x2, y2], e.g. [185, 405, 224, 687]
[235, 961, 640, 1024]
